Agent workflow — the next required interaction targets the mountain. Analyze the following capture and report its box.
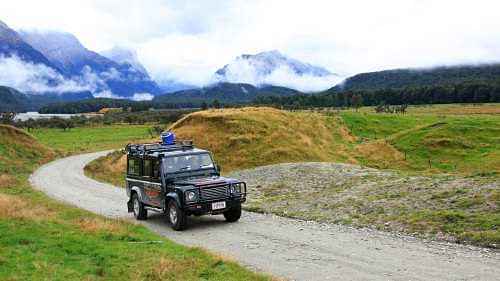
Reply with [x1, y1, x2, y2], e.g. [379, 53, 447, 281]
[153, 82, 301, 106]
[0, 20, 62, 72]
[0, 85, 93, 112]
[100, 47, 148, 75]
[330, 64, 500, 92]
[216, 50, 332, 78]
[214, 50, 339, 92]
[18, 30, 161, 98]
[0, 86, 31, 112]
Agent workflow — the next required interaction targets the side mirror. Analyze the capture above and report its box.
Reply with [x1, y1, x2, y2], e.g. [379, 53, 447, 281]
[216, 164, 221, 172]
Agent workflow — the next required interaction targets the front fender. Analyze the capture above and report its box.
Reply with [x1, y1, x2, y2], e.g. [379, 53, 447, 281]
[165, 192, 181, 210]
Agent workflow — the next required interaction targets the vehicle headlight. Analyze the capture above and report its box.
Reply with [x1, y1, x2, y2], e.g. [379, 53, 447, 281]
[229, 183, 242, 194]
[186, 191, 197, 201]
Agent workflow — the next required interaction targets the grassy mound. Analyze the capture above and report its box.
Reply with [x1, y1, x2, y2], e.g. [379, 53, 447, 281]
[86, 107, 355, 185]
[170, 107, 355, 172]
[0, 125, 269, 280]
[392, 118, 500, 174]
[0, 124, 54, 176]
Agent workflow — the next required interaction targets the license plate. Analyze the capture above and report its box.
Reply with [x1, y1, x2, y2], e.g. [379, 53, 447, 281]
[211, 201, 226, 210]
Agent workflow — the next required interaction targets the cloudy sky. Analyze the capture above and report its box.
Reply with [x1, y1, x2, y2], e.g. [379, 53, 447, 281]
[2, 0, 500, 87]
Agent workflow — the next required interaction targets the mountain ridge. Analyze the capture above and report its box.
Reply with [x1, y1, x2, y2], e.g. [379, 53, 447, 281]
[19, 30, 161, 97]
[214, 50, 339, 92]
[330, 64, 500, 92]
[0, 21, 62, 72]
[153, 82, 302, 106]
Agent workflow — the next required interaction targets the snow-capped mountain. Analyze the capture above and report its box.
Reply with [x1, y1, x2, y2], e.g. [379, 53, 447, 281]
[214, 50, 340, 92]
[19, 30, 161, 98]
[101, 47, 148, 75]
[216, 50, 332, 77]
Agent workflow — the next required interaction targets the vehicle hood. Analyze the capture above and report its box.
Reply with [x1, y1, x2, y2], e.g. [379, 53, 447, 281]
[173, 176, 239, 187]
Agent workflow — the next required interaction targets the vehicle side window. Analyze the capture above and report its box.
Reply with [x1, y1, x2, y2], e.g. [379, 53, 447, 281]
[128, 158, 140, 176]
[143, 159, 152, 177]
[152, 160, 160, 178]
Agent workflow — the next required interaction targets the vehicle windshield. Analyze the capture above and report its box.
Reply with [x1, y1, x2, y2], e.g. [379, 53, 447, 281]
[163, 153, 215, 174]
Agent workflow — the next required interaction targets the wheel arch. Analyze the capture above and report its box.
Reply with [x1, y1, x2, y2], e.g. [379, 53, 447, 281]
[165, 192, 181, 209]
[127, 186, 144, 212]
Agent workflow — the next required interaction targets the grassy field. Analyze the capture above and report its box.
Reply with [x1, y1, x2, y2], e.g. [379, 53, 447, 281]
[31, 124, 154, 155]
[342, 111, 500, 175]
[85, 104, 499, 248]
[0, 125, 271, 280]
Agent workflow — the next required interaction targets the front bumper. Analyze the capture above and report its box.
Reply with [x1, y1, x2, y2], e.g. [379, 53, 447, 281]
[184, 197, 245, 214]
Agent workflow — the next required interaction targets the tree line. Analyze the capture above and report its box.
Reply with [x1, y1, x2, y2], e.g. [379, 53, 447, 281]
[253, 82, 500, 108]
[1, 110, 195, 131]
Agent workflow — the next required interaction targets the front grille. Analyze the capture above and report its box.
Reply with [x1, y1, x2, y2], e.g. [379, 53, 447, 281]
[200, 185, 228, 201]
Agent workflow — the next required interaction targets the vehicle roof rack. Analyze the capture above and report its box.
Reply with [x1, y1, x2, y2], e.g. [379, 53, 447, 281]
[125, 140, 194, 156]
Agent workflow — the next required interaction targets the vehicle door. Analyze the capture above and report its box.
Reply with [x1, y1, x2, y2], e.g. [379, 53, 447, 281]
[142, 158, 163, 207]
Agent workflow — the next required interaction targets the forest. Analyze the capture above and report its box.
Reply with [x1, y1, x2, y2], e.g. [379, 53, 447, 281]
[254, 81, 500, 108]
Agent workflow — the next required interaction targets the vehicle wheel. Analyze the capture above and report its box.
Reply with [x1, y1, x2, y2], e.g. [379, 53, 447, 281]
[132, 193, 147, 220]
[223, 204, 241, 222]
[167, 200, 187, 231]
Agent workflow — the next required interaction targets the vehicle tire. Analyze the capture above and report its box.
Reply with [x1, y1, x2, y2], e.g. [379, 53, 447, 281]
[223, 204, 241, 222]
[132, 193, 147, 220]
[167, 200, 187, 231]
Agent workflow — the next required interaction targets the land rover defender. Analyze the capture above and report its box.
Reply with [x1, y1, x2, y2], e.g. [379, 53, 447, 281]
[125, 132, 247, 230]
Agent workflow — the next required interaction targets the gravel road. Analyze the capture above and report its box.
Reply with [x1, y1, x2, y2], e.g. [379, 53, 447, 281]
[30, 151, 500, 281]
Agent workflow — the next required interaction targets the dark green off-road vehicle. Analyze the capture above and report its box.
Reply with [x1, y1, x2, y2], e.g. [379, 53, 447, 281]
[125, 133, 247, 230]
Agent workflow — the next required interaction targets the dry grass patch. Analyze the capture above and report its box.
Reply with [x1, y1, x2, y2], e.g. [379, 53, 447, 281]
[0, 193, 55, 221]
[355, 140, 406, 169]
[0, 174, 16, 188]
[74, 217, 127, 234]
[139, 257, 199, 281]
[339, 124, 357, 142]
[408, 103, 500, 115]
[84, 150, 126, 187]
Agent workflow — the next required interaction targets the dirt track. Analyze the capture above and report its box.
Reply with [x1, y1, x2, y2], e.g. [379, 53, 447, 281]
[30, 151, 500, 281]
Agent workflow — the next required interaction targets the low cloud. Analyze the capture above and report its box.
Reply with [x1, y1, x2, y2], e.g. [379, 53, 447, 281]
[0, 55, 93, 93]
[92, 90, 120, 99]
[131, 92, 154, 101]
[0, 55, 144, 99]
[88, 90, 153, 101]
[216, 61, 342, 92]
[264, 68, 342, 92]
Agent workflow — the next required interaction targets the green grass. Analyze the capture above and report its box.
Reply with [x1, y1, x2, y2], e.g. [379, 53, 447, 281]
[0, 125, 271, 281]
[31, 124, 153, 155]
[341, 111, 438, 140]
[340, 109, 500, 175]
[392, 116, 500, 174]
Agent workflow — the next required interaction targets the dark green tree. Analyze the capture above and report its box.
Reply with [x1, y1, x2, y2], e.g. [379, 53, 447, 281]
[212, 99, 221, 109]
